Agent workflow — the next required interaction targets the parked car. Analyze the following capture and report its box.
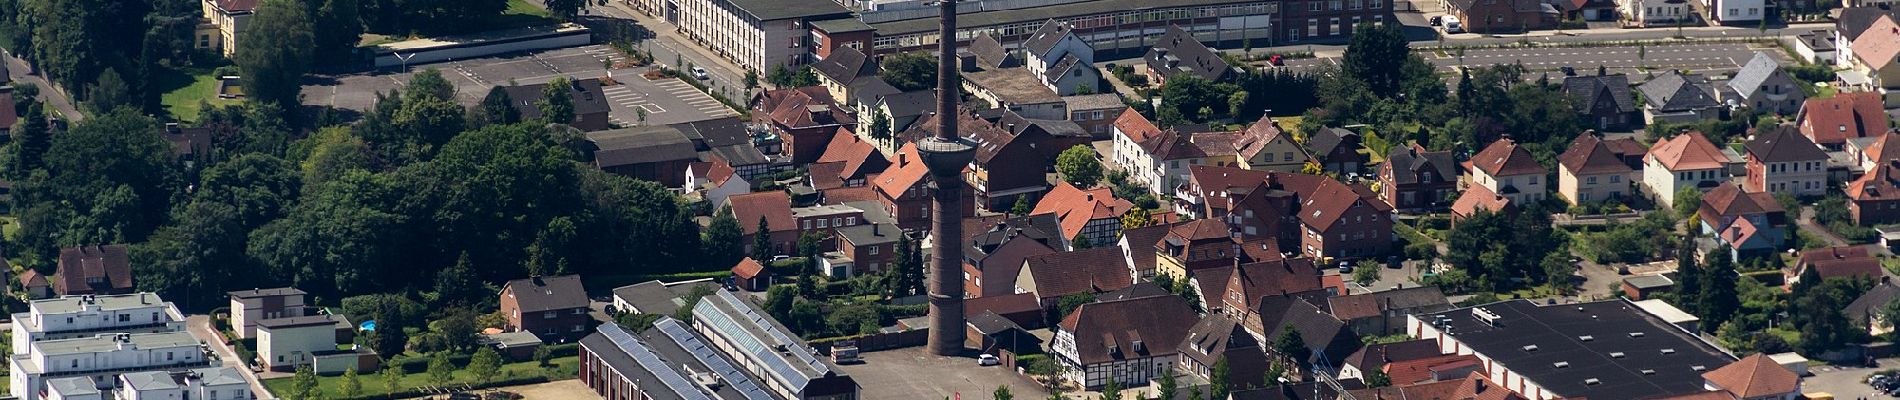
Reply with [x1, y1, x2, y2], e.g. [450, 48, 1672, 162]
[1430, 15, 1443, 26]
[691, 67, 710, 80]
[977, 354, 1000, 366]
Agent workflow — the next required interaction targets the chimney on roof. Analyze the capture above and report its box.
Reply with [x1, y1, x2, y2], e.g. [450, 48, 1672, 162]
[1085, 193, 1094, 202]
[900, 152, 909, 167]
[873, 224, 881, 236]
[531, 275, 544, 286]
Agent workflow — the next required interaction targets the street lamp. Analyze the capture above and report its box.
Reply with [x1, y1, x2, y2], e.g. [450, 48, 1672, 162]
[394, 52, 416, 73]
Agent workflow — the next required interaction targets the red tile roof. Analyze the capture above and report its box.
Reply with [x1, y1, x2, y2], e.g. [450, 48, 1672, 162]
[808, 161, 847, 190]
[1850, 158, 1900, 202]
[215, 0, 259, 12]
[1560, 133, 1636, 175]
[1023, 247, 1136, 299]
[1471, 138, 1546, 177]
[728, 191, 794, 235]
[820, 185, 879, 204]
[1383, 354, 1482, 385]
[705, 158, 736, 186]
[54, 245, 132, 295]
[732, 257, 768, 279]
[874, 143, 929, 200]
[1226, 258, 1323, 311]
[1235, 116, 1297, 160]
[1032, 182, 1135, 240]
[1702, 354, 1801, 398]
[1801, 92, 1891, 145]
[1647, 132, 1728, 171]
[816, 127, 887, 181]
[1699, 183, 1784, 222]
[1113, 109, 1162, 144]
[1798, 245, 1884, 281]
[1451, 185, 1512, 218]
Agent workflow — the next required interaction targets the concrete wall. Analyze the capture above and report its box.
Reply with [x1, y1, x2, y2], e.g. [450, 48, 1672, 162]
[373, 29, 592, 68]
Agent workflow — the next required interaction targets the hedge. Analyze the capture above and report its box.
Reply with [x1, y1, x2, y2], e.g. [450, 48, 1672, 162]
[389, 343, 578, 374]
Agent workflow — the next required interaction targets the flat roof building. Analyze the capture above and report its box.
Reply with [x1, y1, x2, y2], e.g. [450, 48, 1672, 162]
[1406, 299, 1737, 400]
[13, 293, 187, 356]
[9, 332, 210, 400]
[693, 290, 857, 399]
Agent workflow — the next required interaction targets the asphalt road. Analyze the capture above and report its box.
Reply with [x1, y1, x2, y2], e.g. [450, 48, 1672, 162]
[586, 1, 756, 101]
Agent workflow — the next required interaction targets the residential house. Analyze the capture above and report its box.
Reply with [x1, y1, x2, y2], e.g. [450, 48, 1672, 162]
[503, 78, 611, 131]
[756, 86, 854, 164]
[1834, 6, 1900, 67]
[1337, 339, 1443, 381]
[1016, 247, 1136, 311]
[1175, 314, 1272, 390]
[811, 128, 891, 190]
[1216, 258, 1325, 318]
[587, 125, 699, 188]
[898, 108, 1087, 211]
[1144, 25, 1238, 86]
[1326, 286, 1453, 336]
[1743, 125, 1828, 196]
[873, 143, 976, 232]
[1849, 158, 1900, 225]
[672, 117, 774, 181]
[1701, 354, 1803, 400]
[1469, 138, 1548, 204]
[1063, 94, 1126, 139]
[834, 222, 901, 277]
[161, 123, 213, 162]
[18, 270, 48, 300]
[963, 215, 1062, 298]
[1254, 173, 1393, 259]
[1118, 222, 1173, 281]
[1796, 30, 1839, 66]
[1847, 16, 1900, 105]
[197, 0, 254, 57]
[1558, 131, 1641, 205]
[1233, 116, 1315, 172]
[685, 159, 749, 207]
[1723, 52, 1806, 115]
[1238, 294, 1362, 378]
[12, 293, 188, 356]
[1112, 110, 1165, 186]
[1126, 129, 1240, 201]
[1563, 74, 1639, 131]
[53, 245, 134, 297]
[1379, 144, 1459, 211]
[256, 314, 373, 374]
[1798, 91, 1891, 149]
[1021, 20, 1100, 96]
[966, 292, 1046, 331]
[1446, 0, 1559, 33]
[811, 46, 881, 105]
[731, 258, 772, 292]
[1450, 185, 1514, 225]
[1177, 165, 1273, 219]
[959, 35, 1068, 120]
[1624, 0, 1692, 27]
[1152, 219, 1242, 279]
[1032, 182, 1134, 247]
[1704, 0, 1766, 24]
[8, 332, 210, 400]
[1637, 71, 1723, 124]
[1789, 246, 1885, 287]
[854, 90, 932, 154]
[499, 275, 593, 342]
[1052, 293, 1198, 389]
[1848, 278, 1900, 335]
[726, 191, 798, 257]
[1643, 131, 1732, 208]
[227, 288, 309, 340]
[790, 203, 867, 249]
[1307, 127, 1367, 175]
[115, 368, 251, 400]
[1699, 183, 1789, 259]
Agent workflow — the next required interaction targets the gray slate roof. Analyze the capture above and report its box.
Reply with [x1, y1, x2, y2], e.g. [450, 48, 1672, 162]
[1562, 74, 1636, 114]
[1145, 25, 1234, 83]
[1386, 146, 1457, 185]
[1838, 5, 1900, 42]
[723, 0, 851, 21]
[813, 47, 878, 87]
[1637, 71, 1720, 112]
[503, 78, 610, 121]
[968, 34, 1017, 69]
[1727, 52, 1787, 100]
[879, 90, 935, 118]
[1849, 281, 1900, 323]
[590, 126, 699, 167]
[505, 275, 589, 312]
[1023, 20, 1072, 57]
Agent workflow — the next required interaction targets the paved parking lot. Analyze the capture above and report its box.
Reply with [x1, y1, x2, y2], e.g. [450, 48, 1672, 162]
[1804, 357, 1897, 398]
[836, 347, 1048, 399]
[303, 44, 734, 127]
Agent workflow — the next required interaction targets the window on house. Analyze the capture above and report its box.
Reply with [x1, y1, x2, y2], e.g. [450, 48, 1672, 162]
[870, 246, 880, 255]
[544, 311, 557, 319]
[1587, 176, 1597, 185]
[119, 314, 130, 322]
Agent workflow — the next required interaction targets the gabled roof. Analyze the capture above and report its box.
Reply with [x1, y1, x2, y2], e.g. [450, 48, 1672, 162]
[1560, 133, 1635, 175]
[1343, 339, 1444, 373]
[1797, 245, 1884, 281]
[1839, 6, 1900, 41]
[1636, 71, 1719, 112]
[1745, 125, 1827, 163]
[1033, 182, 1134, 240]
[1863, 131, 1900, 166]
[1471, 138, 1546, 177]
[732, 258, 768, 279]
[1327, 286, 1451, 321]
[1852, 158, 1900, 202]
[1728, 52, 1788, 99]
[1801, 92, 1891, 145]
[1235, 116, 1300, 160]
[1057, 293, 1199, 365]
[1307, 127, 1359, 158]
[1698, 183, 1784, 224]
[1228, 258, 1323, 311]
[813, 47, 879, 89]
[1451, 185, 1512, 218]
[1562, 74, 1636, 114]
[504, 78, 610, 121]
[1646, 131, 1728, 171]
[873, 143, 928, 199]
[764, 88, 853, 129]
[504, 275, 588, 312]
[1848, 280, 1900, 322]
[1043, 54, 1085, 86]
[877, 90, 935, 120]
[968, 34, 1018, 69]
[1296, 177, 1388, 231]
[1144, 25, 1234, 82]
[1120, 222, 1173, 274]
[817, 127, 888, 180]
[1252, 294, 1359, 364]
[1114, 108, 1164, 143]
[1023, 247, 1136, 299]
[1703, 354, 1801, 398]
[588, 126, 698, 167]
[1384, 354, 1483, 385]
[1023, 20, 1074, 57]
[1386, 144, 1458, 185]
[1854, 16, 1900, 71]
[54, 245, 132, 295]
[1176, 313, 1261, 368]
[727, 191, 795, 235]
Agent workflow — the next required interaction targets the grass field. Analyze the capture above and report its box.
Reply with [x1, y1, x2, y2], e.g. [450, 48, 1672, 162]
[155, 67, 237, 122]
[261, 356, 578, 399]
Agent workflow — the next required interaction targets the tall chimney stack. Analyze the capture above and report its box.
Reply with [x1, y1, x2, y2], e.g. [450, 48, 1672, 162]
[916, 0, 977, 357]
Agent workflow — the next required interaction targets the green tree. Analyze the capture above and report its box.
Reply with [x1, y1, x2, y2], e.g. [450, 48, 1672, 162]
[1056, 144, 1104, 188]
[291, 365, 319, 400]
[1674, 187, 1703, 220]
[1072, 232, 1093, 249]
[1121, 208, 1153, 230]
[1697, 249, 1739, 332]
[539, 77, 577, 124]
[1010, 195, 1034, 217]
[753, 216, 774, 262]
[85, 67, 130, 114]
[1210, 357, 1231, 400]
[235, 0, 316, 108]
[1189, 387, 1204, 400]
[474, 86, 520, 127]
[4, 102, 50, 179]
[1366, 370, 1392, 387]
[545, 0, 596, 20]
[880, 52, 938, 91]
[381, 367, 403, 398]
[704, 206, 745, 266]
[468, 347, 503, 385]
[1274, 325, 1310, 371]
[1674, 231, 1701, 302]
[764, 285, 797, 321]
[1156, 369, 1178, 400]
[1341, 23, 1411, 97]
[426, 352, 455, 385]
[1102, 379, 1122, 400]
[535, 344, 555, 367]
[766, 65, 818, 87]
[868, 110, 892, 145]
[744, 69, 760, 90]
[341, 368, 364, 398]
[313, 0, 363, 66]
[993, 385, 1013, 400]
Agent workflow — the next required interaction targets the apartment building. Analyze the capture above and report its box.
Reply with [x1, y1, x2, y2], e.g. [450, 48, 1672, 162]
[228, 288, 310, 340]
[12, 294, 188, 356]
[9, 332, 210, 400]
[669, 0, 855, 73]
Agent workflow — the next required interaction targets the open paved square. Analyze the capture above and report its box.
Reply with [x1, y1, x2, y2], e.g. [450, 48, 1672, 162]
[836, 348, 1049, 400]
[302, 44, 734, 127]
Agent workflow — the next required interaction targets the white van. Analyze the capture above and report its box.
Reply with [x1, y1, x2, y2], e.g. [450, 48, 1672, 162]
[1443, 16, 1464, 33]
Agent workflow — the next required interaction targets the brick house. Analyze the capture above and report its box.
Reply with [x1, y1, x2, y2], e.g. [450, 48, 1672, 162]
[500, 275, 593, 342]
[755, 86, 853, 164]
[53, 245, 135, 297]
[1849, 157, 1900, 225]
[811, 127, 891, 190]
[1032, 182, 1135, 247]
[833, 222, 901, 276]
[896, 108, 1087, 212]
[726, 191, 798, 258]
[1281, 0, 1396, 42]
[731, 258, 772, 292]
[1743, 125, 1828, 197]
[1446, 0, 1558, 33]
[1789, 246, 1884, 288]
[963, 217, 1061, 298]
[1143, 25, 1238, 86]
[1379, 144, 1459, 211]
[1216, 258, 1324, 319]
[1699, 183, 1788, 259]
[1212, 170, 1394, 260]
[873, 143, 976, 232]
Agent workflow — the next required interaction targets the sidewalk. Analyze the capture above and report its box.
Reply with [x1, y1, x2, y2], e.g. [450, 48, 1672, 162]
[187, 315, 278, 399]
[600, 1, 752, 87]
[3, 50, 83, 122]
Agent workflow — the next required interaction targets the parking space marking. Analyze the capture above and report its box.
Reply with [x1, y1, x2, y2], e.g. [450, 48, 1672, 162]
[640, 104, 666, 113]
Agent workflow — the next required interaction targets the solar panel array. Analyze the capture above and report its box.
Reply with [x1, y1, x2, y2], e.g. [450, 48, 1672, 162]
[701, 290, 822, 390]
[599, 324, 715, 400]
[656, 318, 774, 400]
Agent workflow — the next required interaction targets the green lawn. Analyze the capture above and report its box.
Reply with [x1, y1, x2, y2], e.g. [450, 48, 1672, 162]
[477, 0, 559, 31]
[505, 0, 552, 18]
[155, 67, 237, 123]
[262, 356, 578, 399]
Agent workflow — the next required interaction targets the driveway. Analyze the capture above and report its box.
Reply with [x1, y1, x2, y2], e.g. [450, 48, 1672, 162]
[186, 315, 279, 399]
[1796, 206, 1852, 248]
